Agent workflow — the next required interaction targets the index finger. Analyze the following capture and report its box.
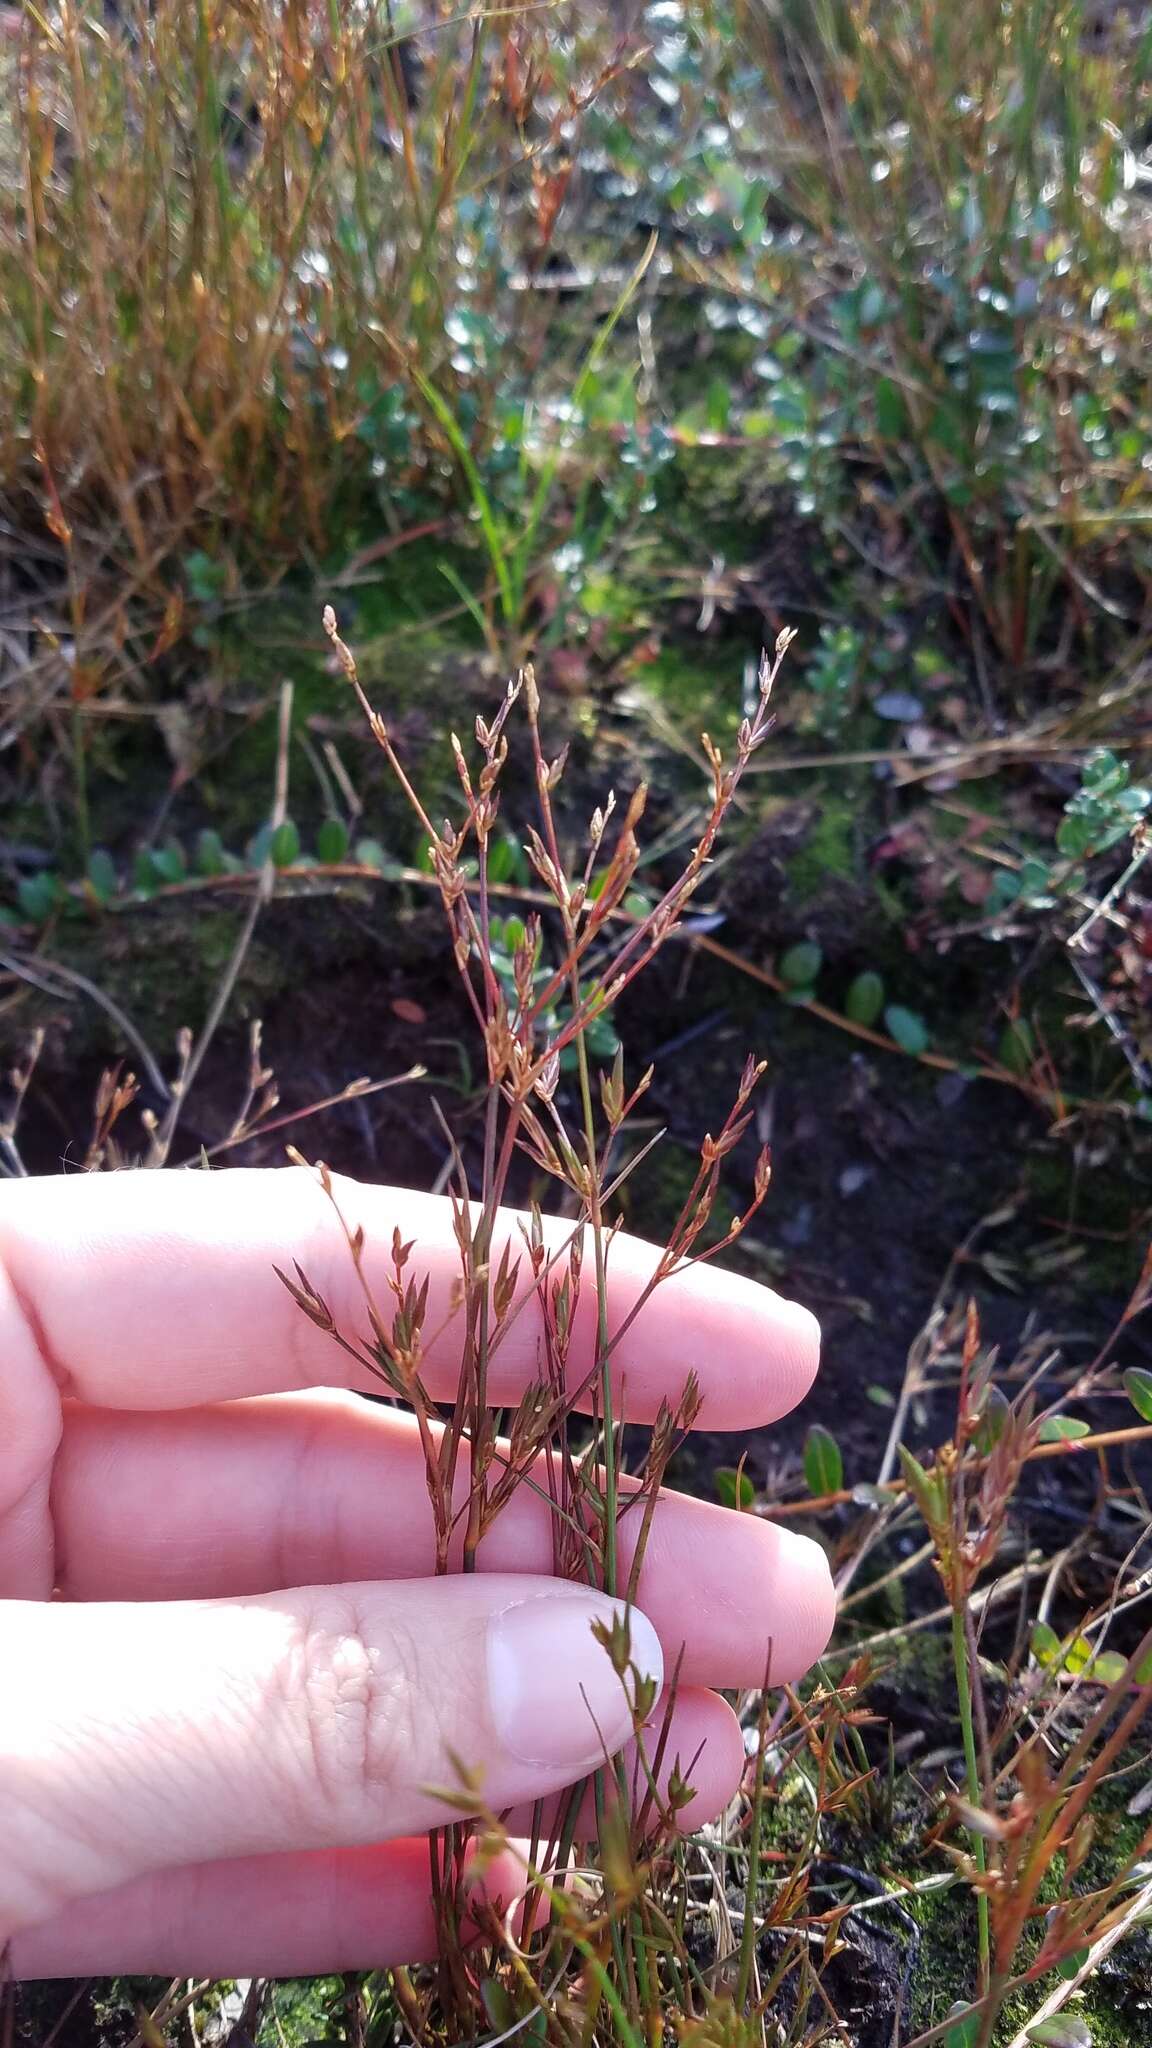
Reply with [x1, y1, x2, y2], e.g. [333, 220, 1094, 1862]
[0, 1168, 818, 1426]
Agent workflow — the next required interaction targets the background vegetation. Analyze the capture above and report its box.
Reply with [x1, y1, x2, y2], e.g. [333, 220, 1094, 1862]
[3, 2, 1152, 2044]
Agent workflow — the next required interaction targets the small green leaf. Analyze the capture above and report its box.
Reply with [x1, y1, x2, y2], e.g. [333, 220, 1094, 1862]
[86, 849, 118, 906]
[974, 1383, 1011, 1453]
[247, 824, 274, 868]
[270, 820, 301, 868]
[943, 2004, 980, 2048]
[1018, 856, 1055, 900]
[899, 1444, 947, 1526]
[486, 834, 519, 884]
[316, 818, 349, 864]
[1089, 1652, 1128, 1687]
[845, 969, 885, 1026]
[1082, 748, 1125, 793]
[183, 549, 227, 604]
[780, 940, 823, 989]
[1027, 2018, 1091, 2048]
[355, 837, 390, 873]
[1031, 1620, 1063, 1666]
[17, 872, 60, 923]
[1037, 1415, 1091, 1443]
[1123, 1367, 1152, 1423]
[884, 1004, 930, 1055]
[1057, 812, 1096, 859]
[134, 850, 161, 896]
[195, 829, 228, 877]
[803, 1424, 843, 1496]
[852, 1482, 891, 1508]
[715, 1466, 755, 1511]
[585, 1012, 621, 1061]
[480, 1979, 516, 2033]
[998, 1018, 1035, 1075]
[151, 841, 187, 885]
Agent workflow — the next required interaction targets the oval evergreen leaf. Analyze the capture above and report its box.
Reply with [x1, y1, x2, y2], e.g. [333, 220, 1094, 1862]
[974, 1383, 1011, 1453]
[714, 1466, 755, 1511]
[195, 829, 228, 877]
[151, 841, 187, 884]
[486, 834, 518, 884]
[1123, 1367, 1152, 1423]
[845, 969, 884, 1026]
[943, 2005, 980, 2048]
[17, 872, 60, 923]
[355, 837, 390, 873]
[780, 940, 823, 989]
[133, 850, 161, 896]
[804, 1424, 843, 1496]
[1088, 1651, 1128, 1687]
[86, 849, 117, 905]
[270, 820, 301, 868]
[1031, 1621, 1062, 1665]
[1027, 2018, 1091, 2048]
[316, 818, 350, 864]
[884, 1004, 930, 1055]
[1037, 1415, 1091, 1444]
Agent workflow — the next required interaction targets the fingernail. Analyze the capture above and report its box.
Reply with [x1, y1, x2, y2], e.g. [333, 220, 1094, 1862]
[488, 1592, 663, 1770]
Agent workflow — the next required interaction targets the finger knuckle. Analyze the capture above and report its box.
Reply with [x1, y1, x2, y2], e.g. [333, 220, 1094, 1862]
[290, 1592, 417, 1824]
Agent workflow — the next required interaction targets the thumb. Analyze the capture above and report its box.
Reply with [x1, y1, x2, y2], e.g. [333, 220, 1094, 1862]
[1, 1577, 662, 1938]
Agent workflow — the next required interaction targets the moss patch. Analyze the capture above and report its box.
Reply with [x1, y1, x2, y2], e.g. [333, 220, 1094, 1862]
[783, 787, 860, 906]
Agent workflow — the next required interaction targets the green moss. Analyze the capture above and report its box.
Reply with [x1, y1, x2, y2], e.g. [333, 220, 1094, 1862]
[255, 1976, 351, 2043]
[900, 1727, 1152, 2040]
[184, 580, 483, 855]
[19, 901, 290, 1061]
[617, 1135, 738, 1249]
[641, 646, 744, 743]
[783, 789, 859, 904]
[1024, 1143, 1144, 1292]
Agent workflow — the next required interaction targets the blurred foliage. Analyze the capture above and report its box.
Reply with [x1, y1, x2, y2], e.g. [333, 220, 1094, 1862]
[3, 0, 1152, 1106]
[684, 0, 1152, 670]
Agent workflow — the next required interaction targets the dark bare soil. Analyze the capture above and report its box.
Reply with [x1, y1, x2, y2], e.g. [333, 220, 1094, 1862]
[9, 882, 1151, 1497]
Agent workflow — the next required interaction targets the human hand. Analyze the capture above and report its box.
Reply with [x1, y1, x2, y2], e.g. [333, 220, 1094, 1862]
[0, 1168, 833, 1978]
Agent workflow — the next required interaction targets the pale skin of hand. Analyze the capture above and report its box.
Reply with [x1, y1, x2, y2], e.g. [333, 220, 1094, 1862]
[0, 1169, 834, 1979]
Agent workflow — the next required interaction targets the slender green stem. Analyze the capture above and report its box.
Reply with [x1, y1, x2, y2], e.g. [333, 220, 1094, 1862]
[572, 1009, 617, 1595]
[570, 1940, 645, 2048]
[952, 1602, 992, 1994]
[736, 1707, 769, 2010]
